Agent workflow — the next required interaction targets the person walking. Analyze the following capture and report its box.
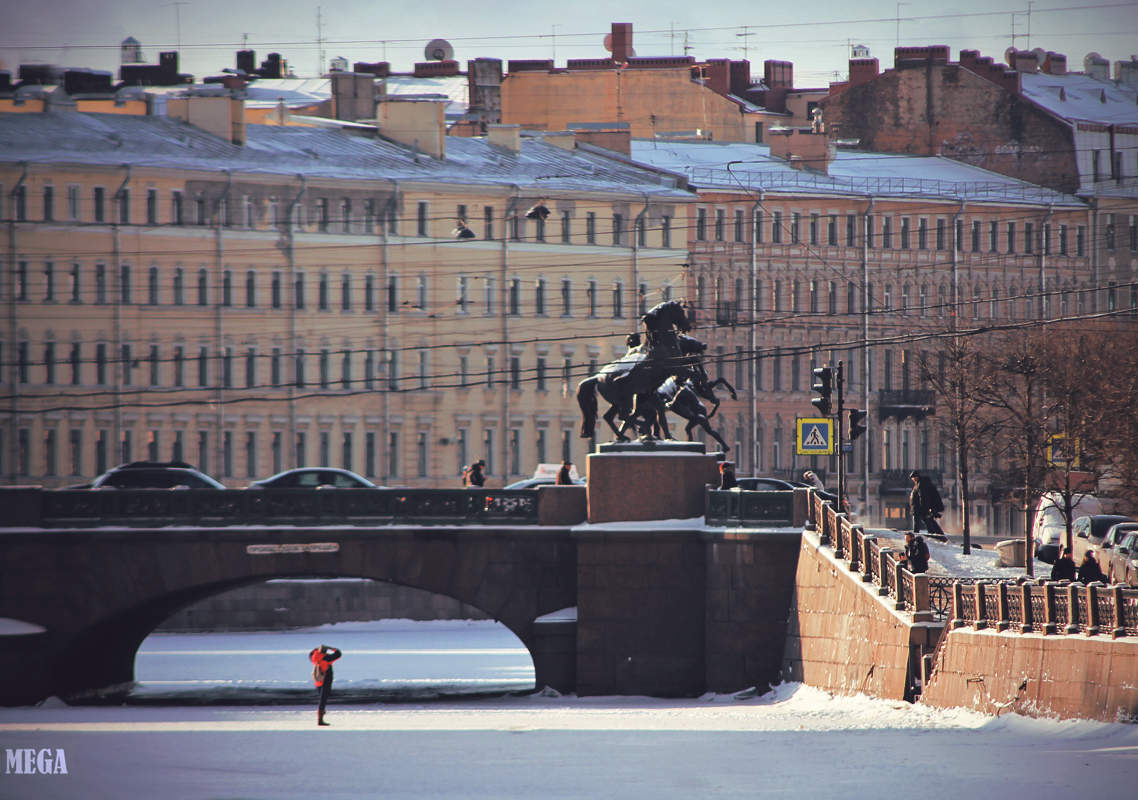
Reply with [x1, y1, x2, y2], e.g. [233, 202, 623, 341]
[463, 459, 486, 487]
[718, 461, 737, 490]
[909, 471, 946, 540]
[1050, 547, 1077, 581]
[309, 644, 342, 726]
[902, 530, 930, 573]
[556, 461, 574, 485]
[802, 470, 825, 491]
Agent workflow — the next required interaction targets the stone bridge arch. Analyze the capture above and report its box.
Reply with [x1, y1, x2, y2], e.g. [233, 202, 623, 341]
[0, 526, 577, 704]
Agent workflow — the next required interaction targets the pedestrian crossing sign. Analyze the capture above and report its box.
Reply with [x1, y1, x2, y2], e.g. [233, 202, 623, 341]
[796, 418, 834, 456]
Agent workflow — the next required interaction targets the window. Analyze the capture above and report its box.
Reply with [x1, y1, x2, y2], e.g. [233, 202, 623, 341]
[1076, 225, 1086, 256]
[197, 269, 208, 306]
[171, 191, 183, 225]
[918, 218, 927, 250]
[900, 217, 910, 249]
[341, 274, 351, 311]
[1024, 222, 1034, 254]
[661, 215, 671, 248]
[319, 349, 331, 388]
[417, 201, 429, 236]
[95, 343, 107, 384]
[535, 214, 546, 242]
[611, 281, 623, 318]
[146, 188, 158, 225]
[587, 280, 597, 317]
[42, 185, 54, 221]
[585, 212, 596, 244]
[846, 214, 856, 247]
[882, 217, 892, 249]
[245, 348, 257, 388]
[509, 356, 521, 389]
[715, 209, 725, 241]
[174, 346, 184, 387]
[316, 198, 329, 232]
[509, 429, 521, 475]
[970, 220, 980, 252]
[560, 210, 571, 243]
[735, 209, 746, 242]
[93, 187, 105, 223]
[772, 211, 782, 243]
[483, 206, 494, 240]
[295, 349, 306, 387]
[696, 208, 707, 241]
[535, 278, 546, 316]
[119, 265, 132, 304]
[148, 344, 160, 386]
[827, 214, 837, 246]
[67, 185, 80, 221]
[1007, 222, 1016, 254]
[1059, 224, 1069, 256]
[935, 218, 945, 250]
[791, 213, 800, 244]
[44, 262, 55, 302]
[146, 266, 158, 305]
[70, 342, 81, 384]
[809, 213, 818, 245]
[561, 279, 572, 316]
[318, 273, 329, 310]
[222, 270, 232, 307]
[509, 279, 520, 315]
[246, 271, 256, 307]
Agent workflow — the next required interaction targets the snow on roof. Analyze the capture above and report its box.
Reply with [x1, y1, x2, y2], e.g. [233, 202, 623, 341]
[1021, 72, 1138, 126]
[0, 111, 690, 197]
[630, 138, 1083, 205]
[385, 74, 468, 117]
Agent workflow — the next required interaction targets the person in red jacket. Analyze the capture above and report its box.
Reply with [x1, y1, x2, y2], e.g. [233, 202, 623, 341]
[309, 644, 342, 726]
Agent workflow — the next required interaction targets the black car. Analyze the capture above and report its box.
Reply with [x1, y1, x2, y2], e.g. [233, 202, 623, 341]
[90, 461, 226, 489]
[734, 476, 838, 503]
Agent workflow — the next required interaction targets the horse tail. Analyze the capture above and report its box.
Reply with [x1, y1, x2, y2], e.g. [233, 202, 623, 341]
[577, 377, 598, 439]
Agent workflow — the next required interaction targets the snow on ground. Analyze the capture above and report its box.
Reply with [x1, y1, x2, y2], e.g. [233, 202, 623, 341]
[875, 533, 1048, 578]
[3, 617, 1136, 798]
[2, 682, 1136, 799]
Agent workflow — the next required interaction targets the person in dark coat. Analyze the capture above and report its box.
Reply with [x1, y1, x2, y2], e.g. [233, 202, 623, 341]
[718, 461, 737, 490]
[1050, 547, 1077, 581]
[463, 459, 486, 487]
[1077, 551, 1106, 584]
[909, 471, 946, 539]
[555, 461, 574, 485]
[309, 644, 342, 726]
[902, 530, 930, 573]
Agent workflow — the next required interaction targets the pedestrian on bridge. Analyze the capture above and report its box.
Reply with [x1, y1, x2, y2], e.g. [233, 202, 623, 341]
[309, 644, 342, 726]
[909, 471, 946, 541]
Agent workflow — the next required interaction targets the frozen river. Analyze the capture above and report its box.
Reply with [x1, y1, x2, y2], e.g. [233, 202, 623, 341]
[2, 621, 1137, 798]
[131, 620, 535, 703]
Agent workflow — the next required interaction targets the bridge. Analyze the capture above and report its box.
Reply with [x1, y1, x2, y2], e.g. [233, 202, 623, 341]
[0, 485, 804, 706]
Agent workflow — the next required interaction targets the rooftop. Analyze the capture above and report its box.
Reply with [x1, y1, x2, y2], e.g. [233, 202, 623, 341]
[1020, 71, 1138, 126]
[629, 138, 1084, 205]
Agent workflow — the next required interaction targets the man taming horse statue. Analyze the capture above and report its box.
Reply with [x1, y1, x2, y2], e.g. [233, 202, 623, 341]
[576, 300, 734, 451]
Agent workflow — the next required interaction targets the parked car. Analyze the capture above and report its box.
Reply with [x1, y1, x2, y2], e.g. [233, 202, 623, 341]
[248, 468, 379, 489]
[1032, 492, 1102, 563]
[503, 476, 585, 489]
[1107, 531, 1138, 587]
[734, 476, 838, 503]
[1099, 521, 1138, 552]
[1073, 514, 1136, 546]
[90, 461, 226, 489]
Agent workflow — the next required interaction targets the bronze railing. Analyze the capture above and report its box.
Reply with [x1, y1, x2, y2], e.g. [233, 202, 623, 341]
[951, 580, 1138, 638]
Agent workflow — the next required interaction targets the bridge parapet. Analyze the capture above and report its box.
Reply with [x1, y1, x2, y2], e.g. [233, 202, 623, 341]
[950, 578, 1138, 638]
[2, 487, 547, 528]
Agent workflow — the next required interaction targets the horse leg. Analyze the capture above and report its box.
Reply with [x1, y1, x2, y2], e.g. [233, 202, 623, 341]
[606, 405, 630, 441]
[577, 378, 598, 439]
[700, 417, 730, 452]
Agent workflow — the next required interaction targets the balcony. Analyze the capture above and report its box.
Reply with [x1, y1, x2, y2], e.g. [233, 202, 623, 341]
[877, 389, 935, 421]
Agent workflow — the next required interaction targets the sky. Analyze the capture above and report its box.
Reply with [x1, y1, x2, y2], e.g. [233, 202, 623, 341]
[1, 0, 1136, 87]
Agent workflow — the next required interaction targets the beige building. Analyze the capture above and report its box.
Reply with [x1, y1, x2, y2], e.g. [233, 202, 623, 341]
[0, 99, 693, 488]
[631, 130, 1101, 535]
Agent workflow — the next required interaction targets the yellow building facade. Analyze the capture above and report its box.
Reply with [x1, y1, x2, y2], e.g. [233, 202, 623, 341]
[1, 106, 693, 487]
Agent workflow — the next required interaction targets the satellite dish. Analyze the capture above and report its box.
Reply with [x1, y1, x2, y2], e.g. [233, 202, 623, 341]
[425, 39, 454, 61]
[603, 34, 613, 53]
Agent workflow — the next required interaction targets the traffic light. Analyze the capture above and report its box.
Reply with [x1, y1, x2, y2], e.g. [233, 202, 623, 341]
[848, 408, 867, 440]
[811, 367, 833, 415]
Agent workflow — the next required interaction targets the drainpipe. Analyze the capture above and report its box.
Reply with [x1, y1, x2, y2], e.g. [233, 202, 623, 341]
[214, 169, 232, 476]
[1039, 205, 1054, 320]
[283, 175, 306, 468]
[952, 200, 968, 554]
[750, 191, 763, 476]
[632, 192, 650, 320]
[6, 162, 28, 480]
[113, 164, 131, 466]
[501, 185, 520, 483]
[380, 179, 397, 483]
[861, 195, 874, 515]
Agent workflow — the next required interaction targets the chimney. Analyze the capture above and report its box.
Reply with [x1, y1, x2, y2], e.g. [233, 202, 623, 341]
[848, 57, 879, 88]
[331, 71, 377, 121]
[1041, 52, 1067, 75]
[567, 122, 630, 155]
[768, 127, 830, 173]
[764, 59, 793, 90]
[610, 23, 633, 63]
[377, 97, 447, 159]
[1012, 50, 1039, 74]
[704, 59, 731, 96]
[1115, 56, 1138, 88]
[1084, 52, 1110, 81]
[167, 92, 246, 145]
[487, 123, 521, 154]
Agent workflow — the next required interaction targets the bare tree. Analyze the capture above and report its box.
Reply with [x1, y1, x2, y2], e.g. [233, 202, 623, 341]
[917, 335, 998, 555]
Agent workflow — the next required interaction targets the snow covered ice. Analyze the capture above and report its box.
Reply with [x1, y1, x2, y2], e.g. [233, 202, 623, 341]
[2, 621, 1136, 798]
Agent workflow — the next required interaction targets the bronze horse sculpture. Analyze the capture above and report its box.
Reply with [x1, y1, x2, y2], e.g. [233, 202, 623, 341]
[578, 300, 720, 443]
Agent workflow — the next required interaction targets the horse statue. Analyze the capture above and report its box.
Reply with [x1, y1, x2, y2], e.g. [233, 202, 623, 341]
[577, 300, 697, 441]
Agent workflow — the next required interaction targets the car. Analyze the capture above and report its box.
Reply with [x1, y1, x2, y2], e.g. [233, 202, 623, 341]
[248, 468, 379, 489]
[1107, 531, 1138, 587]
[90, 461, 226, 489]
[1073, 514, 1135, 546]
[734, 476, 838, 503]
[503, 477, 585, 490]
[1032, 492, 1102, 564]
[1099, 521, 1138, 552]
